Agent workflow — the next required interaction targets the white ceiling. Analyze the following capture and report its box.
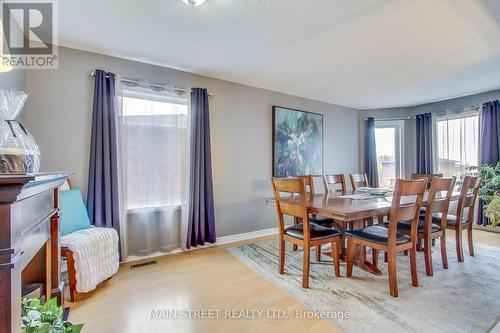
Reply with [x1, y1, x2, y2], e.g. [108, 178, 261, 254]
[58, 0, 500, 109]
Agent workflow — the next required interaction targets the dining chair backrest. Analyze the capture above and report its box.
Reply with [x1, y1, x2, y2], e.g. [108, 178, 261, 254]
[350, 173, 369, 191]
[387, 179, 427, 245]
[272, 178, 311, 237]
[296, 175, 315, 195]
[323, 174, 347, 193]
[411, 173, 444, 189]
[456, 176, 483, 223]
[422, 177, 456, 231]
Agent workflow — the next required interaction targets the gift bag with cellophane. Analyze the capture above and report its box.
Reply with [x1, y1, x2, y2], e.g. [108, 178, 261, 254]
[0, 89, 40, 173]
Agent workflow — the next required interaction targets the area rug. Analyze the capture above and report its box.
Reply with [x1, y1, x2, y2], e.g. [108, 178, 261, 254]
[227, 239, 500, 333]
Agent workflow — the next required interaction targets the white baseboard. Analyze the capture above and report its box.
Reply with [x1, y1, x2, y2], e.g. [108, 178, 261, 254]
[124, 227, 278, 264]
[216, 227, 278, 246]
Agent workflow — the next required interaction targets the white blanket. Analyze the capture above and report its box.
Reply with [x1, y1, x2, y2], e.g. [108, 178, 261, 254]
[61, 227, 120, 293]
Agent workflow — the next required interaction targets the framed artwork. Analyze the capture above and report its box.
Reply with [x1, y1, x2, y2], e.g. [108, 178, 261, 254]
[272, 106, 323, 177]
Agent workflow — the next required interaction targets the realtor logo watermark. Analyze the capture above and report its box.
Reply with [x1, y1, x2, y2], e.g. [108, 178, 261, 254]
[1, 0, 58, 69]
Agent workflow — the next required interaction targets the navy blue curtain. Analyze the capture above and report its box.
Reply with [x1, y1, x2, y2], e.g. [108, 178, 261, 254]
[478, 100, 500, 226]
[187, 88, 216, 248]
[364, 117, 379, 187]
[87, 69, 121, 236]
[416, 113, 433, 174]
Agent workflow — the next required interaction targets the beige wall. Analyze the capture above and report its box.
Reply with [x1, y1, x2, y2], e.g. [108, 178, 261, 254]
[0, 69, 26, 122]
[21, 47, 361, 237]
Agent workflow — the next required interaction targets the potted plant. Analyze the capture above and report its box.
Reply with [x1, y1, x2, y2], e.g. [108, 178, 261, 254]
[21, 298, 83, 333]
[460, 162, 500, 227]
[484, 194, 500, 227]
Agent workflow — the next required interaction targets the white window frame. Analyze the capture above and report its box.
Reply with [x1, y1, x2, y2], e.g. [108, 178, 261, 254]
[375, 120, 405, 184]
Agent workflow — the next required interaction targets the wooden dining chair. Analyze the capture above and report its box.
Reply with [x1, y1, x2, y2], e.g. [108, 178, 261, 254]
[323, 174, 347, 193]
[431, 176, 482, 262]
[295, 176, 334, 259]
[272, 177, 342, 288]
[411, 173, 444, 189]
[396, 176, 455, 276]
[350, 173, 386, 225]
[297, 176, 332, 229]
[346, 178, 427, 297]
[349, 173, 369, 191]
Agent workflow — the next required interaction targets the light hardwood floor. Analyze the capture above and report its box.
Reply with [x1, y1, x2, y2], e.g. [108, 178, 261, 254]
[68, 230, 499, 333]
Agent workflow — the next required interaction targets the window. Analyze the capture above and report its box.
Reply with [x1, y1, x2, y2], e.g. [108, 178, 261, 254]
[436, 113, 479, 177]
[375, 120, 404, 188]
[119, 89, 189, 210]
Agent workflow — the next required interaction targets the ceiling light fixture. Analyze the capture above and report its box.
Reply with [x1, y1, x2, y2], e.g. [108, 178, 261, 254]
[182, 0, 206, 6]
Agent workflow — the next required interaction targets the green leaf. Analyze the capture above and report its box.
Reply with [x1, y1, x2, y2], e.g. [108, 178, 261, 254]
[33, 323, 53, 333]
[69, 324, 84, 333]
[21, 298, 84, 333]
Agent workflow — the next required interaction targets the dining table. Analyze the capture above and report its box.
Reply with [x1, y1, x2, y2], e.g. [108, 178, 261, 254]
[266, 190, 460, 276]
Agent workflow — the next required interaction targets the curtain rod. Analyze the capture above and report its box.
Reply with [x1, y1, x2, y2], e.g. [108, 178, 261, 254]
[363, 104, 482, 121]
[363, 116, 411, 121]
[433, 104, 481, 117]
[89, 71, 213, 96]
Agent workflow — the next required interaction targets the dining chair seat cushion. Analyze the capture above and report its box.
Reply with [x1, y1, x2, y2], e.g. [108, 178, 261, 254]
[309, 215, 333, 226]
[346, 225, 410, 245]
[391, 220, 441, 233]
[431, 213, 468, 225]
[285, 223, 340, 240]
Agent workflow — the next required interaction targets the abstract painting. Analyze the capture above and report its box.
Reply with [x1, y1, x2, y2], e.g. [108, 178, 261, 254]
[272, 106, 323, 177]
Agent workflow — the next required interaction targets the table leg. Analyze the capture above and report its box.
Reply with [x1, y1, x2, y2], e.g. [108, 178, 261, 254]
[350, 219, 382, 275]
[324, 219, 382, 276]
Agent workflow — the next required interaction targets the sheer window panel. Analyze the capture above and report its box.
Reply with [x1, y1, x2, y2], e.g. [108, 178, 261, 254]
[436, 113, 479, 178]
[118, 87, 189, 258]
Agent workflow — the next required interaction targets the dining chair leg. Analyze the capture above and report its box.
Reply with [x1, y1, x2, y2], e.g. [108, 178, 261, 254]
[316, 245, 321, 262]
[302, 246, 311, 288]
[332, 240, 341, 277]
[293, 217, 299, 251]
[455, 228, 464, 262]
[384, 251, 388, 263]
[372, 249, 379, 268]
[440, 235, 448, 269]
[431, 239, 436, 246]
[423, 236, 433, 277]
[416, 239, 423, 252]
[387, 251, 399, 298]
[403, 250, 408, 256]
[467, 227, 474, 257]
[279, 237, 285, 274]
[346, 238, 355, 278]
[410, 245, 419, 288]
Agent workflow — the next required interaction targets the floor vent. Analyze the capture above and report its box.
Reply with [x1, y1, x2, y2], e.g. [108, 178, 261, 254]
[130, 260, 157, 269]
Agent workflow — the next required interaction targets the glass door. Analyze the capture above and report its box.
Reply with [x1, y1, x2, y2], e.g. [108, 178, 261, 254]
[375, 120, 404, 188]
